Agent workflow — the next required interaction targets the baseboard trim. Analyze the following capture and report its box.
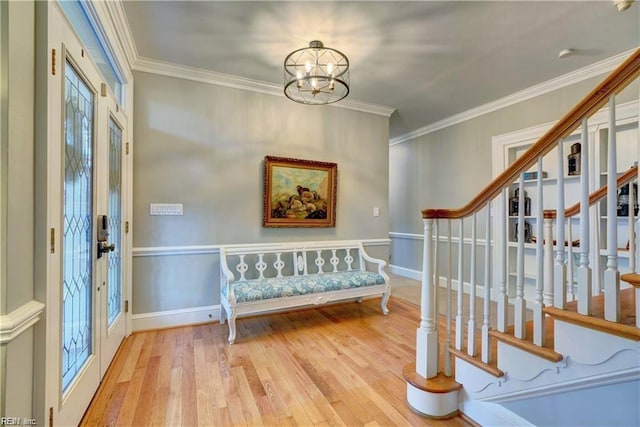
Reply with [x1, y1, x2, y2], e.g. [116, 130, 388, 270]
[460, 401, 535, 427]
[132, 305, 220, 331]
[389, 264, 422, 281]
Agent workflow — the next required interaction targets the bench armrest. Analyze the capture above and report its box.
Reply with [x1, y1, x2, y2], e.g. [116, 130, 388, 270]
[359, 244, 389, 280]
[219, 248, 236, 282]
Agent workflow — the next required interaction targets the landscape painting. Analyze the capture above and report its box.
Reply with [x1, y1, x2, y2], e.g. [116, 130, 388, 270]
[263, 156, 337, 227]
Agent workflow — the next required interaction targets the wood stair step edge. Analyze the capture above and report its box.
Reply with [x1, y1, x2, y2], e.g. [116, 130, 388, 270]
[448, 347, 505, 378]
[620, 272, 640, 288]
[489, 329, 563, 362]
[544, 306, 640, 341]
[402, 363, 462, 393]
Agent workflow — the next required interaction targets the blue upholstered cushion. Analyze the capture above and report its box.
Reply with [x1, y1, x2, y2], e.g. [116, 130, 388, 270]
[227, 271, 385, 303]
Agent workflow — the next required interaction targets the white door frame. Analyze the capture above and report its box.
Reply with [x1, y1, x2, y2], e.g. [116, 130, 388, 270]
[43, 2, 132, 425]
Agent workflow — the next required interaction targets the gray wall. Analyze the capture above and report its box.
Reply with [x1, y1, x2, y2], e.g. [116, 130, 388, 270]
[1, 0, 37, 420]
[389, 74, 640, 273]
[132, 71, 390, 315]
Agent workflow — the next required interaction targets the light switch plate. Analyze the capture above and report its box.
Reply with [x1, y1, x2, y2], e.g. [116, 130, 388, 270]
[150, 203, 183, 215]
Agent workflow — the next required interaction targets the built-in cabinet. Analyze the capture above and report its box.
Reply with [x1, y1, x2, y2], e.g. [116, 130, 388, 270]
[492, 101, 639, 301]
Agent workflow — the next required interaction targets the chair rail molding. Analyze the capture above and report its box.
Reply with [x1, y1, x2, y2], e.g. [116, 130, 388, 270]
[0, 300, 46, 344]
[133, 239, 391, 257]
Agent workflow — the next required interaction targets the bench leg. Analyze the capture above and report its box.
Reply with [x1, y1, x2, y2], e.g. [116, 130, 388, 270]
[381, 291, 390, 315]
[220, 304, 227, 325]
[356, 297, 363, 303]
[228, 310, 237, 344]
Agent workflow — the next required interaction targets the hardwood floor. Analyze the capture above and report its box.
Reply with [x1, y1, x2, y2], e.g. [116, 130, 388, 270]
[81, 297, 474, 426]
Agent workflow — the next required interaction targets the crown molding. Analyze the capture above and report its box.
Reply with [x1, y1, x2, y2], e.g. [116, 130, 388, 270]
[389, 48, 638, 146]
[133, 56, 395, 117]
[107, 2, 393, 117]
[104, 0, 139, 71]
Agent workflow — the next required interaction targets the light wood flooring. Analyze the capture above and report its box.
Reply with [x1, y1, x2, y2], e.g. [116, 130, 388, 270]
[80, 295, 474, 426]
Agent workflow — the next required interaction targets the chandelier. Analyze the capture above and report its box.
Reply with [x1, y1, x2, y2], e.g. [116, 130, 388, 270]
[284, 40, 350, 105]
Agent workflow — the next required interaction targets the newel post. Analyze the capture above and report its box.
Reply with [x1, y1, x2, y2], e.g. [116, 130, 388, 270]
[416, 218, 439, 379]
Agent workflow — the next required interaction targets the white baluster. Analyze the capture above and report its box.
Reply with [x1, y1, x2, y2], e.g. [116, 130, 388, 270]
[593, 203, 603, 296]
[417, 218, 438, 379]
[629, 177, 636, 272]
[467, 213, 477, 356]
[544, 215, 554, 307]
[455, 219, 464, 350]
[533, 160, 546, 347]
[481, 203, 492, 364]
[567, 222, 575, 302]
[578, 117, 592, 315]
[498, 190, 508, 332]
[605, 96, 621, 321]
[637, 150, 640, 272]
[434, 220, 440, 372]
[554, 140, 567, 309]
[515, 173, 527, 339]
[444, 219, 453, 377]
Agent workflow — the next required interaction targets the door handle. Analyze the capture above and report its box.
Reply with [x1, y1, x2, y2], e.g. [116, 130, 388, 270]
[97, 241, 116, 258]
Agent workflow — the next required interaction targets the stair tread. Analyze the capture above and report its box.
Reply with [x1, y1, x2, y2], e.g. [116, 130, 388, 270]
[449, 346, 505, 377]
[489, 319, 563, 362]
[544, 287, 639, 340]
[402, 363, 463, 393]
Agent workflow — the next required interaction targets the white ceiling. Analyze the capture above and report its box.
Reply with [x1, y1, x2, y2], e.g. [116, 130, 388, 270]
[121, 1, 640, 140]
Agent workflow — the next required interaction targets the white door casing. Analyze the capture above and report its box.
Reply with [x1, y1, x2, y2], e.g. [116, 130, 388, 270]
[44, 3, 129, 425]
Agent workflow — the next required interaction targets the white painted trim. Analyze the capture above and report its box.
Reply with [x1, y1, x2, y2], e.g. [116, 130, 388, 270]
[389, 269, 507, 307]
[389, 231, 423, 241]
[389, 231, 489, 246]
[406, 383, 460, 418]
[389, 49, 637, 146]
[132, 305, 220, 332]
[102, 0, 138, 69]
[460, 401, 535, 427]
[133, 238, 391, 257]
[0, 300, 46, 344]
[484, 365, 640, 404]
[106, 0, 395, 117]
[133, 56, 395, 117]
[133, 245, 220, 257]
[491, 100, 639, 155]
[389, 264, 422, 281]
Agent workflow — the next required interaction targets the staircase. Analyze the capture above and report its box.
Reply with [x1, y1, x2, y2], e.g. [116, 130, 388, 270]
[404, 49, 640, 426]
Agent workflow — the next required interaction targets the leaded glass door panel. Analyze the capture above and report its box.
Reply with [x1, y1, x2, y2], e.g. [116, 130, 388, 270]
[46, 3, 129, 425]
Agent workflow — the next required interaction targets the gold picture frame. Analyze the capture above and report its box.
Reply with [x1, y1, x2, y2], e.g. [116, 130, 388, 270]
[263, 156, 337, 228]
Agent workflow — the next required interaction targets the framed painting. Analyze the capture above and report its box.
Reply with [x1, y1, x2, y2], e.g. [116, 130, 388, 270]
[263, 156, 337, 228]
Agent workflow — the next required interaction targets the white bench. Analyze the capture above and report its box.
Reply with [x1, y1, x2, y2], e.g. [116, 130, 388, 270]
[219, 240, 390, 344]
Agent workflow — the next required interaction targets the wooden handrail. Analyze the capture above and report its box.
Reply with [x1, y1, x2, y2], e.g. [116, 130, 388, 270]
[423, 48, 640, 220]
[544, 165, 638, 219]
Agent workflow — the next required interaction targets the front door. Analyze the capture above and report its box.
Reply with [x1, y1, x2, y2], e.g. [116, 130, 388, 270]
[46, 3, 128, 425]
